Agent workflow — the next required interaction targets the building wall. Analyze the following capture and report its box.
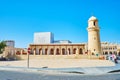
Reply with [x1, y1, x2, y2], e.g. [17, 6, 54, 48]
[2, 46, 25, 59]
[54, 40, 72, 44]
[13, 43, 104, 60]
[29, 44, 85, 55]
[3, 43, 120, 60]
[34, 32, 54, 44]
[5, 40, 15, 48]
[101, 42, 120, 56]
[85, 42, 120, 56]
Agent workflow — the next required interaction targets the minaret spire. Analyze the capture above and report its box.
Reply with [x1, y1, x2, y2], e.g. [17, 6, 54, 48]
[87, 16, 101, 55]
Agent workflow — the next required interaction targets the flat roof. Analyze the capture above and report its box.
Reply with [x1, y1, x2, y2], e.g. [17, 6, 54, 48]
[29, 43, 85, 46]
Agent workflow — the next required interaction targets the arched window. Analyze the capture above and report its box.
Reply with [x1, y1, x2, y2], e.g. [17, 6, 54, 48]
[93, 21, 96, 26]
[92, 52, 94, 55]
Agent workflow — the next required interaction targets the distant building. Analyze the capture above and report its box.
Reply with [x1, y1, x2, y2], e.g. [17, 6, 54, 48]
[4, 40, 15, 48]
[34, 32, 54, 44]
[85, 42, 120, 56]
[54, 40, 72, 44]
[101, 42, 120, 56]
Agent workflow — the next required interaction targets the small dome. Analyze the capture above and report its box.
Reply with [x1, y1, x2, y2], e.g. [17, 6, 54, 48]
[88, 16, 98, 21]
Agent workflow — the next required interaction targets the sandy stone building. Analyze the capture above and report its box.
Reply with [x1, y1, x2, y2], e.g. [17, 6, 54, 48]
[29, 44, 85, 55]
[87, 16, 101, 55]
[2, 46, 25, 59]
[101, 42, 120, 56]
[85, 42, 120, 56]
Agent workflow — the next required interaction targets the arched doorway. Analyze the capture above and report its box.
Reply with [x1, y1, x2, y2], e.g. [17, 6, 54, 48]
[62, 48, 66, 55]
[73, 48, 76, 54]
[105, 52, 108, 55]
[45, 48, 48, 55]
[50, 48, 54, 55]
[39, 48, 42, 55]
[118, 52, 120, 56]
[79, 48, 83, 54]
[109, 51, 112, 55]
[56, 48, 60, 55]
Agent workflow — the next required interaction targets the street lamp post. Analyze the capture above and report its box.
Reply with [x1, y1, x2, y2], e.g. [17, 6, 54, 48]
[27, 52, 29, 68]
[27, 48, 31, 68]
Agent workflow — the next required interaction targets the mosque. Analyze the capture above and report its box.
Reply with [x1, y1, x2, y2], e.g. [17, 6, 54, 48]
[16, 16, 103, 59]
[28, 16, 101, 56]
[3, 16, 120, 59]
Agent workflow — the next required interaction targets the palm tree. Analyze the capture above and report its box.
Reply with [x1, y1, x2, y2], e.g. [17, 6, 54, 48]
[0, 41, 6, 54]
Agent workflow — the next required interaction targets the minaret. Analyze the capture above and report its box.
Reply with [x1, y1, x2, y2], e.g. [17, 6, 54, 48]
[87, 16, 101, 55]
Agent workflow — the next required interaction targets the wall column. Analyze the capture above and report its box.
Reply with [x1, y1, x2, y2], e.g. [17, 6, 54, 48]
[76, 48, 79, 55]
[42, 49, 45, 55]
[71, 46, 73, 55]
[60, 46, 62, 55]
[47, 49, 50, 55]
[33, 50, 36, 55]
[15, 50, 17, 55]
[20, 50, 23, 55]
[67, 49, 69, 55]
[83, 48, 85, 55]
[65, 46, 67, 55]
[54, 49, 56, 55]
[40, 49, 42, 55]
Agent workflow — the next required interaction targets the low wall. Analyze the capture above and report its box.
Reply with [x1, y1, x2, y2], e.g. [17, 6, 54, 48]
[16, 55, 102, 60]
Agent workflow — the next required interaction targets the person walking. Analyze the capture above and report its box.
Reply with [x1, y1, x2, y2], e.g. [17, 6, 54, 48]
[112, 53, 118, 64]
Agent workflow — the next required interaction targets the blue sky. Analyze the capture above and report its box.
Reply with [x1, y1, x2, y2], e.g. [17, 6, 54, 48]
[0, 0, 120, 48]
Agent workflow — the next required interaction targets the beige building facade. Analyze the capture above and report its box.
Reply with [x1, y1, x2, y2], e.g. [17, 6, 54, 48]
[101, 42, 120, 56]
[2, 46, 25, 59]
[85, 42, 120, 56]
[29, 44, 85, 55]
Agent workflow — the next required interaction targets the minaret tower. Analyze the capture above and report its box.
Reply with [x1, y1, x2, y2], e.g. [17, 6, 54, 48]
[87, 16, 101, 55]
